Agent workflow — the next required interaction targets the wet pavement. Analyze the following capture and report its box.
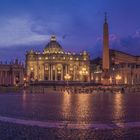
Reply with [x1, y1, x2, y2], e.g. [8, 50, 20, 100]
[0, 121, 140, 140]
[0, 91, 140, 139]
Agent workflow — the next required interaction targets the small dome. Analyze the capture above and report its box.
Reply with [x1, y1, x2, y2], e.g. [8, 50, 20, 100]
[44, 35, 64, 54]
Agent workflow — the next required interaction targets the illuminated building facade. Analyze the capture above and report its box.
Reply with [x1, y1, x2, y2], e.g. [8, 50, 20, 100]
[91, 51, 140, 85]
[110, 49, 140, 65]
[91, 15, 140, 85]
[109, 50, 140, 85]
[26, 36, 90, 82]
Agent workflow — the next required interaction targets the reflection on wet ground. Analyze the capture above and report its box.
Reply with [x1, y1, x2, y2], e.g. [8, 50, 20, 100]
[0, 90, 140, 139]
[0, 90, 140, 124]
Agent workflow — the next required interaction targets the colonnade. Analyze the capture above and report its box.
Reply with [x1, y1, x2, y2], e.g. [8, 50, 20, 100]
[0, 71, 13, 85]
[44, 63, 78, 81]
[34, 62, 90, 81]
[44, 64, 67, 81]
[0, 69, 24, 86]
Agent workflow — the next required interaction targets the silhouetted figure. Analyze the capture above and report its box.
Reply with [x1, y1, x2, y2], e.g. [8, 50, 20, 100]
[121, 87, 125, 93]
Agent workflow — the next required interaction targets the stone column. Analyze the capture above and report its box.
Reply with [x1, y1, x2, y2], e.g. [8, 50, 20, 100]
[37, 61, 39, 80]
[6, 71, 8, 85]
[2, 71, 4, 85]
[0, 71, 2, 85]
[65, 65, 68, 74]
[3, 71, 5, 85]
[20, 70, 24, 85]
[61, 65, 63, 81]
[12, 71, 15, 85]
[44, 64, 45, 80]
[1, 71, 3, 85]
[0, 71, 1, 85]
[0, 71, 3, 84]
[7, 71, 9, 85]
[49, 64, 51, 80]
[51, 65, 53, 81]
[55, 65, 57, 81]
[4, 71, 6, 85]
[3, 70, 6, 85]
[74, 66, 76, 81]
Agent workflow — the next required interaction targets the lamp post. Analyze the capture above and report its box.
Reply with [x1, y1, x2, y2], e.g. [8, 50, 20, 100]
[79, 67, 89, 82]
[23, 77, 27, 87]
[64, 74, 71, 86]
[115, 74, 122, 85]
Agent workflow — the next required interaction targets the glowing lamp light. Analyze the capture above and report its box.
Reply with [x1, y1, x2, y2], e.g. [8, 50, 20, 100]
[23, 77, 26, 81]
[79, 71, 82, 75]
[45, 67, 49, 71]
[116, 75, 122, 80]
[64, 74, 71, 86]
[95, 76, 99, 82]
[64, 74, 71, 81]
[83, 67, 86, 71]
[70, 67, 73, 71]
[57, 67, 61, 70]
[85, 71, 88, 74]
[58, 71, 61, 74]
[79, 67, 88, 76]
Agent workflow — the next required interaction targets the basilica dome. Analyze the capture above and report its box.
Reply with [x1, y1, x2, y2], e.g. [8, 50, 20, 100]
[44, 35, 64, 54]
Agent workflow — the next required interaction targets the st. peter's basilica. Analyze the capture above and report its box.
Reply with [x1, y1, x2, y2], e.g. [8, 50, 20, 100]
[26, 36, 90, 82]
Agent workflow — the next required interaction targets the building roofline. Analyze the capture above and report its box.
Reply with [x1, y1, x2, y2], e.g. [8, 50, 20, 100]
[110, 49, 140, 57]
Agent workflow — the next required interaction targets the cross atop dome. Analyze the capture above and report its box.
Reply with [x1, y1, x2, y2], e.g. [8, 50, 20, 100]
[50, 35, 56, 41]
[44, 35, 63, 54]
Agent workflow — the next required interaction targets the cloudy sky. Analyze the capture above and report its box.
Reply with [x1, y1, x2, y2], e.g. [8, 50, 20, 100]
[0, 0, 140, 61]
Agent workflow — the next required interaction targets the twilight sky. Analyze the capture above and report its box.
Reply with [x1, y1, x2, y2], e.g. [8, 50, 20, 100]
[0, 0, 140, 61]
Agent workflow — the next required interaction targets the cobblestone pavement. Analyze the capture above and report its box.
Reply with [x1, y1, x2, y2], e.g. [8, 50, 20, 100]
[0, 121, 140, 140]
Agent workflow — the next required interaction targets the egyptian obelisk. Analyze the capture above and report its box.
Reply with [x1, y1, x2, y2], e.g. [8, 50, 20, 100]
[102, 13, 110, 71]
[102, 13, 110, 85]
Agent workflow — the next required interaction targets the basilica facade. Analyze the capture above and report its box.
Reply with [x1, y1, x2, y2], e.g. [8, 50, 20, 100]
[26, 36, 90, 82]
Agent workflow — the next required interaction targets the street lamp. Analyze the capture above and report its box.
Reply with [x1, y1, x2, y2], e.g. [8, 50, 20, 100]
[23, 77, 27, 87]
[79, 67, 89, 82]
[64, 74, 71, 86]
[115, 74, 122, 84]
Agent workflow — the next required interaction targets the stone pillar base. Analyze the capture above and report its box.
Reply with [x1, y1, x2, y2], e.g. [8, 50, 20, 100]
[101, 71, 110, 85]
[101, 78, 110, 85]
